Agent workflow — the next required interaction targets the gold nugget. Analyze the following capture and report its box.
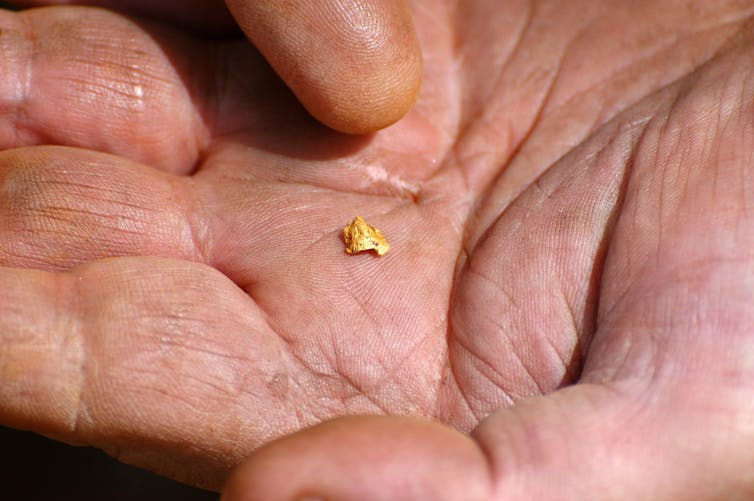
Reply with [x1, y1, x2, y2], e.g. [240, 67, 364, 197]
[343, 216, 390, 256]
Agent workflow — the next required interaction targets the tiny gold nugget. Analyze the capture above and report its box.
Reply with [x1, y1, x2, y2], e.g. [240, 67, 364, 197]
[343, 216, 390, 256]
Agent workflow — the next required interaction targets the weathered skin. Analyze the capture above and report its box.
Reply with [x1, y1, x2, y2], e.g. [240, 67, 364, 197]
[0, 1, 753, 499]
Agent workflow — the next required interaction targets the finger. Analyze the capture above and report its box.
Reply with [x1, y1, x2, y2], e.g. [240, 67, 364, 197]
[0, 7, 211, 173]
[0, 146, 204, 270]
[224, 384, 754, 501]
[224, 0, 423, 134]
[5, 0, 236, 34]
[0, 256, 294, 490]
[222, 416, 492, 501]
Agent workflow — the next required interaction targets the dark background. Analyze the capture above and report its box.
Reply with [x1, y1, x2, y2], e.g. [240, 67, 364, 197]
[1, 426, 217, 500]
[1, 426, 216, 500]
[0, 2, 215, 499]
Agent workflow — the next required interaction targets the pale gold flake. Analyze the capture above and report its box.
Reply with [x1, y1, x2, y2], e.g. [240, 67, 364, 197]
[343, 216, 390, 256]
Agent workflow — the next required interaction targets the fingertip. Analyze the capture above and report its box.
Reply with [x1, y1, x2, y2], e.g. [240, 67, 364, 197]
[310, 40, 423, 135]
[222, 416, 490, 501]
[302, 3, 423, 135]
[226, 0, 423, 135]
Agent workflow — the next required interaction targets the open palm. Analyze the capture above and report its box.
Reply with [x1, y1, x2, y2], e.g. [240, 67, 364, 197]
[2, 1, 754, 497]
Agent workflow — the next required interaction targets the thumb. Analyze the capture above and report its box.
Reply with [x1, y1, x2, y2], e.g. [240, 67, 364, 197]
[222, 385, 754, 500]
[221, 416, 491, 501]
[224, 0, 422, 134]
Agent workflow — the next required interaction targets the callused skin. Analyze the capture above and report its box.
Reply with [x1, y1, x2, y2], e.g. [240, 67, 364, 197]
[0, 1, 753, 498]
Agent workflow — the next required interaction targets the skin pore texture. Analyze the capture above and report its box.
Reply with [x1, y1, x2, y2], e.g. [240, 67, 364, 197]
[0, 0, 753, 499]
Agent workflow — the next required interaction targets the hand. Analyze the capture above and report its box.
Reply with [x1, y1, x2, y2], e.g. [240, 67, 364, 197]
[8, 0, 422, 133]
[2, 1, 753, 498]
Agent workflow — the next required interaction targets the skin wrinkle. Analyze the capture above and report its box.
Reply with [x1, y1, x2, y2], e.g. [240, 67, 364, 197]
[594, 109, 668, 320]
[547, 9, 749, 130]
[31, 177, 155, 211]
[439, 211, 476, 425]
[586, 53, 754, 389]
[452, 1, 652, 213]
[0, 162, 201, 269]
[336, 277, 439, 413]
[180, 178, 213, 267]
[4, 0, 752, 492]
[450, 12, 547, 198]
[0, 12, 33, 145]
[453, 334, 514, 421]
[441, 313, 481, 427]
[238, 282, 360, 417]
[449, 281, 523, 412]
[463, 11, 753, 262]
[11, 15, 30, 134]
[220, 166, 421, 202]
[78, 262, 275, 439]
[384, 339, 440, 415]
[447, 102, 653, 422]
[455, 54, 563, 251]
[61, 70, 146, 112]
[452, 330, 517, 405]
[552, 288, 579, 374]
[571, 120, 653, 359]
[31, 9, 207, 172]
[55, 271, 86, 434]
[332, 363, 391, 416]
[451, 0, 533, 135]
[592, 261, 737, 391]
[587, 22, 739, 129]
[659, 55, 743, 243]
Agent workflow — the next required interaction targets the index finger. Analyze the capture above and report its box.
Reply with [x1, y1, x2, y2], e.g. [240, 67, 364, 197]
[225, 0, 423, 134]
